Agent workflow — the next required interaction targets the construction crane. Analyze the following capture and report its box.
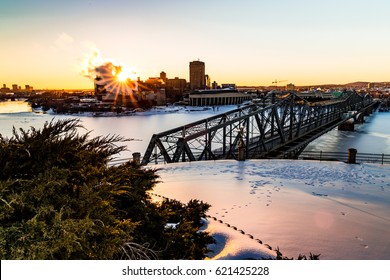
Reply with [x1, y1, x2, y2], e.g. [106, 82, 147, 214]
[272, 79, 288, 88]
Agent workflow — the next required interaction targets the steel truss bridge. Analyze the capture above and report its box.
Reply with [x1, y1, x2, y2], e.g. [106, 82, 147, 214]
[141, 92, 377, 165]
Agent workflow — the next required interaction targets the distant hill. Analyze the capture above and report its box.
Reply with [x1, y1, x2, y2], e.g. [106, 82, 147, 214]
[298, 82, 370, 89]
[344, 81, 370, 87]
[238, 81, 389, 89]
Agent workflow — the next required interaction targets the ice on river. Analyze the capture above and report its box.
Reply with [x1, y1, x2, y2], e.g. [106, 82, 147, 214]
[152, 160, 390, 260]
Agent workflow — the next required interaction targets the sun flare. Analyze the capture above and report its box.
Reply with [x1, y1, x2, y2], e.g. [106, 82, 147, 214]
[116, 71, 128, 82]
[82, 48, 139, 98]
[115, 66, 138, 82]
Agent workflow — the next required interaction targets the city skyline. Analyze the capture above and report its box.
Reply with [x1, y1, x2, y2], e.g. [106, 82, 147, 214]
[1, 0, 389, 89]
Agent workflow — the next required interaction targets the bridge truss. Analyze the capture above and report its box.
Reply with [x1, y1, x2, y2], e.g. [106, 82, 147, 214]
[141, 92, 374, 165]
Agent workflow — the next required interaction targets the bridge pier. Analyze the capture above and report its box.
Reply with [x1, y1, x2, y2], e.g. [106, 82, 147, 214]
[347, 148, 357, 164]
[355, 113, 364, 124]
[238, 145, 245, 161]
[132, 152, 141, 165]
[338, 119, 354, 131]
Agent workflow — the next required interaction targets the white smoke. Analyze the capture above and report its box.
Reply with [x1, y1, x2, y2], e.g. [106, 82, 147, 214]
[81, 49, 138, 95]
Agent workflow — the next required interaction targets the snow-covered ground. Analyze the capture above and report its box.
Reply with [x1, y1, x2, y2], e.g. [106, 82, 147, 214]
[152, 160, 390, 260]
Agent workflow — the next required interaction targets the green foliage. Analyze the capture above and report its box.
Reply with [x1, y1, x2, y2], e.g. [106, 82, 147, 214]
[273, 247, 321, 260]
[157, 198, 214, 259]
[0, 119, 213, 259]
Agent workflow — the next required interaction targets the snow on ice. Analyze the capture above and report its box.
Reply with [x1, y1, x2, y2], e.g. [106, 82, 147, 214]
[152, 160, 390, 260]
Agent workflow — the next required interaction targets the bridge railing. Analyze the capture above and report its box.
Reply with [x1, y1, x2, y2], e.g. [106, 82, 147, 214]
[108, 150, 390, 166]
[298, 150, 390, 165]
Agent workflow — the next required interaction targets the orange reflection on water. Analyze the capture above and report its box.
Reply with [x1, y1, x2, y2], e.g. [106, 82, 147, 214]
[0, 100, 32, 113]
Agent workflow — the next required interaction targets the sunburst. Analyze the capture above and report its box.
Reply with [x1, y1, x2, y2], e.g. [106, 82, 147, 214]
[81, 49, 139, 106]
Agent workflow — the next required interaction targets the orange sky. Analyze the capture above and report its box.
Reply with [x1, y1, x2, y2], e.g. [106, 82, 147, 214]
[1, 0, 389, 89]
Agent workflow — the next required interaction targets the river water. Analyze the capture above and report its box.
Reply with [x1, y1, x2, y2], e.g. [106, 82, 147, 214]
[0, 101, 236, 159]
[1, 100, 390, 160]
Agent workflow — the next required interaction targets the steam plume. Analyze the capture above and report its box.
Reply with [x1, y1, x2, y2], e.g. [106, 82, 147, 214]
[81, 49, 138, 95]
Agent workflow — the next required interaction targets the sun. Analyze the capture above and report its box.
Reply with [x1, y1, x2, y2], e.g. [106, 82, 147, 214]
[115, 66, 138, 82]
[117, 71, 128, 82]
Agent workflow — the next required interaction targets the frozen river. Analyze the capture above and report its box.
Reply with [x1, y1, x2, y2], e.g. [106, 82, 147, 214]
[1, 100, 390, 158]
[0, 101, 236, 159]
[153, 160, 390, 260]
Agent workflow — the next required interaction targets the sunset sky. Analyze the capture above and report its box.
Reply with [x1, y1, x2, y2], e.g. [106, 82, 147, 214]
[1, 0, 389, 89]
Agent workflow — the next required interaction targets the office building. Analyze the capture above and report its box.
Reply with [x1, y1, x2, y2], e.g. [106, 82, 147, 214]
[188, 88, 256, 106]
[166, 77, 187, 102]
[189, 60, 205, 90]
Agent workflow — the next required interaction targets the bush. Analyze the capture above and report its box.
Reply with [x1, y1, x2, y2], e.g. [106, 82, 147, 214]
[0, 119, 213, 259]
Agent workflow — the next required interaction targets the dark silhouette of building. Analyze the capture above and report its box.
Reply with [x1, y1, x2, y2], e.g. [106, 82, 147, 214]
[205, 74, 210, 89]
[1, 84, 10, 93]
[160, 71, 167, 84]
[166, 77, 187, 102]
[94, 76, 106, 97]
[189, 60, 205, 90]
[145, 77, 165, 89]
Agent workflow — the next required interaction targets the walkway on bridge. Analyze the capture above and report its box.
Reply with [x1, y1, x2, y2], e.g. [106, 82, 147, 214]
[141, 92, 377, 165]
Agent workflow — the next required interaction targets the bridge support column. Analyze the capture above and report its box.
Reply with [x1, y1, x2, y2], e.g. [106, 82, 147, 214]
[132, 152, 141, 165]
[355, 113, 364, 124]
[338, 120, 354, 131]
[238, 145, 245, 161]
[347, 148, 357, 164]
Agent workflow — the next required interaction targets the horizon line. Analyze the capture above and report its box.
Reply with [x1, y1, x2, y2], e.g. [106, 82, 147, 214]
[9, 80, 390, 91]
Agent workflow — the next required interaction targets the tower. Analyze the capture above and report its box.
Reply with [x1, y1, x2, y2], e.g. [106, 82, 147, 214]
[189, 60, 205, 90]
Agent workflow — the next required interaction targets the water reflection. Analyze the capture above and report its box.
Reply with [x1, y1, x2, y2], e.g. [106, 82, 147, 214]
[0, 100, 32, 113]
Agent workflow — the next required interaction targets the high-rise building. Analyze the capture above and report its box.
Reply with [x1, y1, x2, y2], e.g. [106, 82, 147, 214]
[12, 84, 18, 91]
[205, 74, 211, 89]
[189, 60, 205, 90]
[160, 71, 167, 84]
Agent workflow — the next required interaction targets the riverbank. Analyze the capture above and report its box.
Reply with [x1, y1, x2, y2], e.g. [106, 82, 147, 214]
[31, 105, 219, 117]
